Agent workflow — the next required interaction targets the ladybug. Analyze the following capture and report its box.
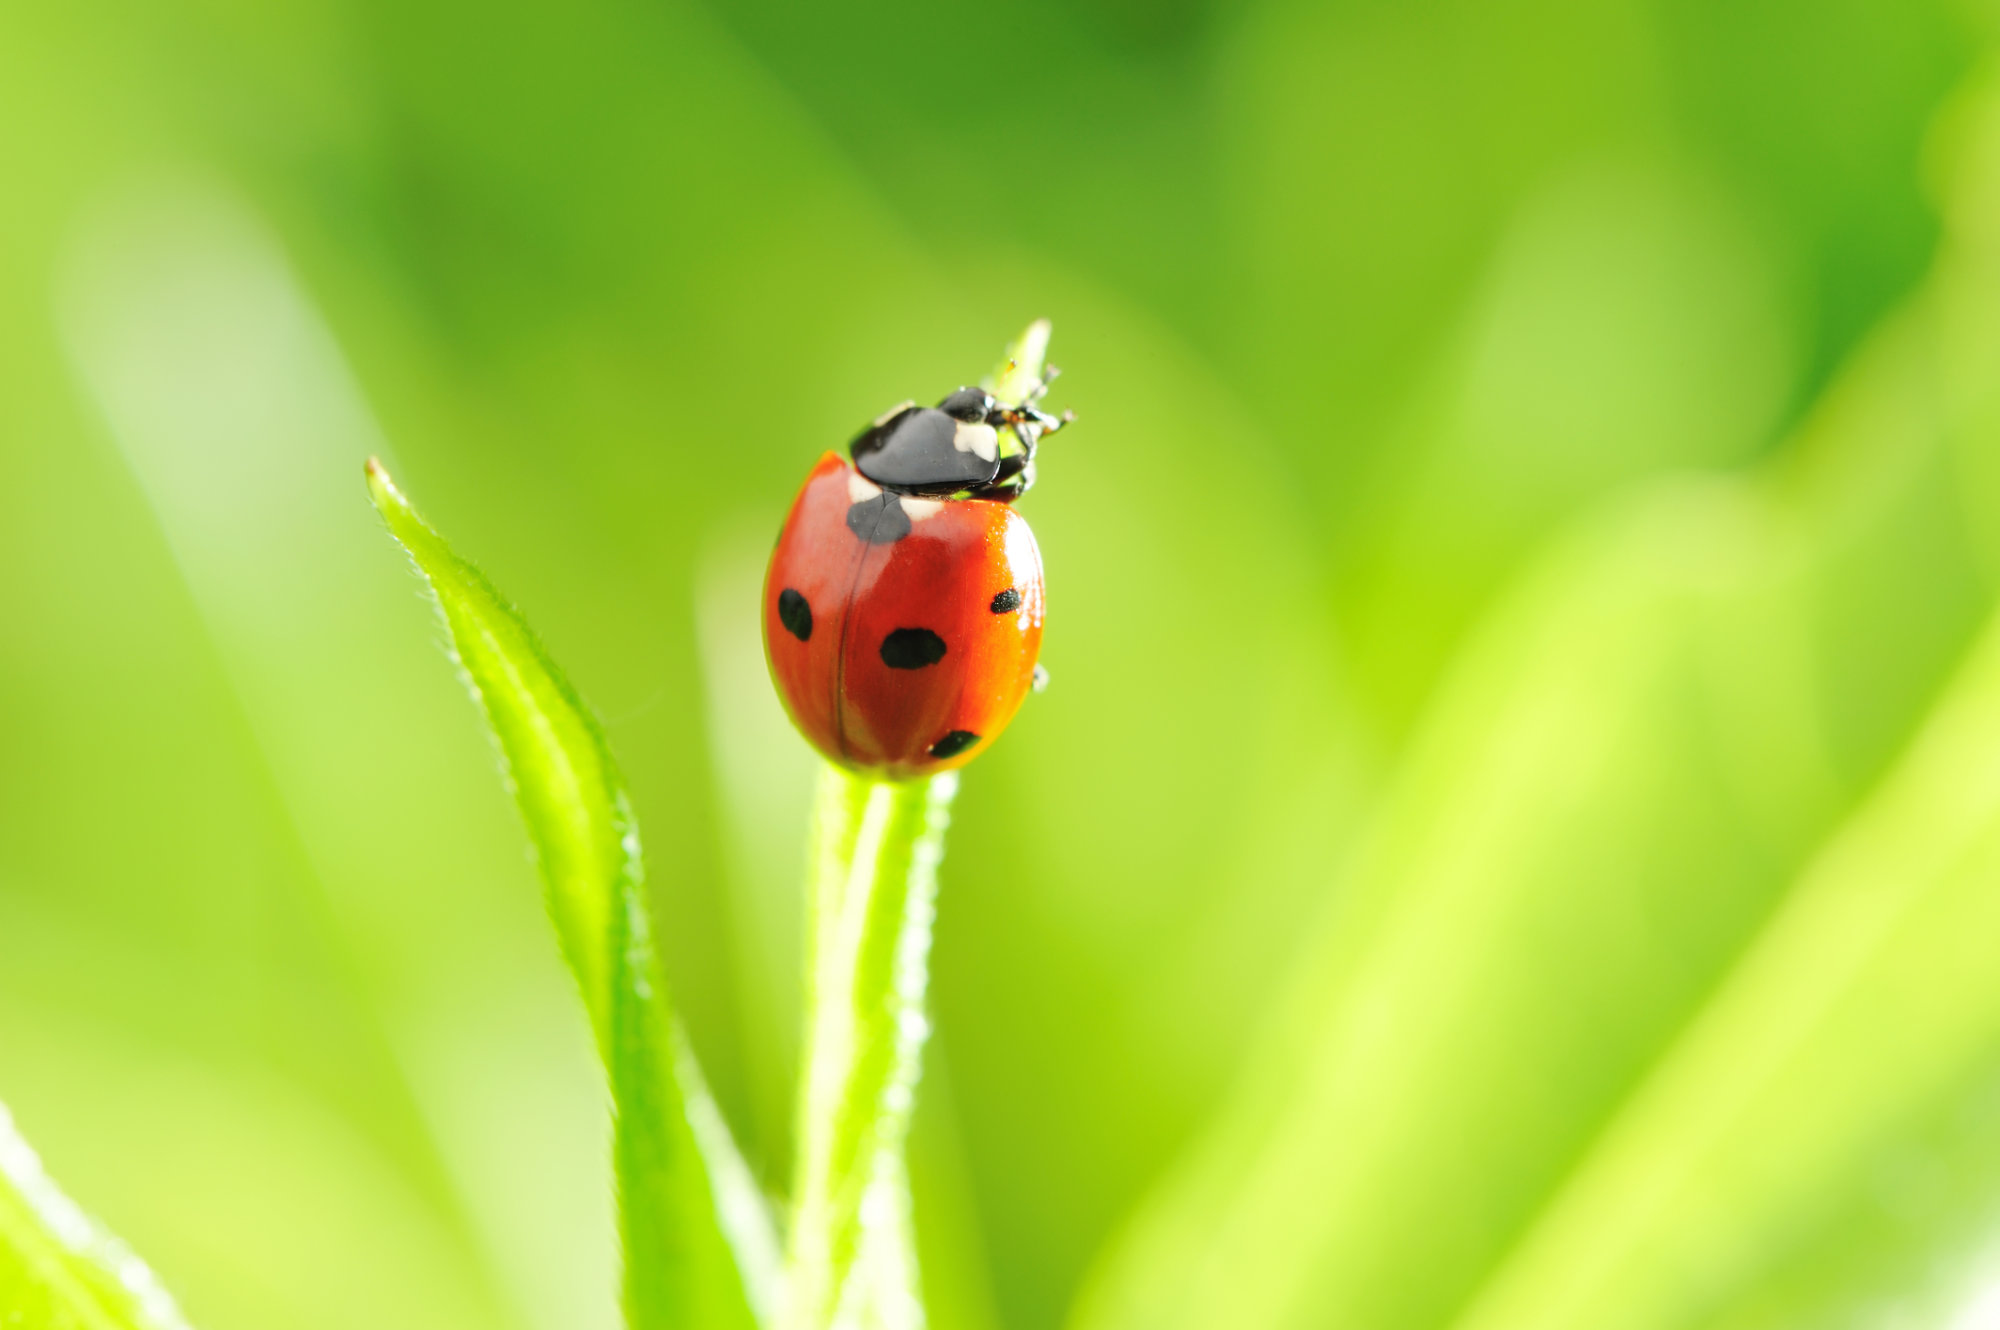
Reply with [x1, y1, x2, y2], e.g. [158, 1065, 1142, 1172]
[763, 374, 1070, 780]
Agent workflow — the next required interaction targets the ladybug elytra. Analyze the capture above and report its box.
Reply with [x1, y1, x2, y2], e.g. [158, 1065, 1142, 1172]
[763, 370, 1070, 780]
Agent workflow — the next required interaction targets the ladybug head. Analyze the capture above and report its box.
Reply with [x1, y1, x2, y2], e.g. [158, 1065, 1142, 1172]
[850, 381, 1069, 502]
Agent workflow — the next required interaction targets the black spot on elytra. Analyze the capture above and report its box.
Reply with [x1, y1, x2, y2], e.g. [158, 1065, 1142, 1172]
[777, 588, 812, 641]
[989, 587, 1022, 614]
[880, 627, 947, 669]
[846, 492, 911, 544]
[928, 730, 980, 759]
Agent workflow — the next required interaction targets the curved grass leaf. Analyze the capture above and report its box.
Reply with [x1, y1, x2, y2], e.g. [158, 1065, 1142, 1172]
[365, 460, 773, 1330]
[0, 1100, 192, 1330]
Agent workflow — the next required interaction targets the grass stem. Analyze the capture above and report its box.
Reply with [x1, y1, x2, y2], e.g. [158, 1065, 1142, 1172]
[785, 766, 956, 1329]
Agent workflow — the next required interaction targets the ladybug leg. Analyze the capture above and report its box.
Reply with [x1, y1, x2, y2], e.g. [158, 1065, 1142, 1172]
[985, 363, 1071, 445]
[1006, 405, 1072, 454]
[1022, 362, 1060, 407]
[972, 366, 1071, 500]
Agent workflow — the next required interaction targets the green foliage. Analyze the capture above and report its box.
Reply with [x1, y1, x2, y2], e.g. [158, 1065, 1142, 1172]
[365, 462, 772, 1330]
[0, 1103, 190, 1330]
[1451, 611, 2000, 1329]
[1072, 61, 2000, 1330]
[7, 2, 2000, 1329]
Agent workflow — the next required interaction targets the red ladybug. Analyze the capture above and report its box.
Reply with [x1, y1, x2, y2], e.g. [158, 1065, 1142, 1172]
[764, 379, 1069, 780]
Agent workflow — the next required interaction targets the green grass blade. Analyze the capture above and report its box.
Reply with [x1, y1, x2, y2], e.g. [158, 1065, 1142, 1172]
[0, 1101, 192, 1330]
[986, 318, 1054, 406]
[1448, 601, 2000, 1329]
[365, 460, 770, 1330]
[786, 767, 956, 1330]
[1071, 188, 2000, 1330]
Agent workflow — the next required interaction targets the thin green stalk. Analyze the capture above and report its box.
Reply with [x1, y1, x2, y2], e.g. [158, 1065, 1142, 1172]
[786, 767, 956, 1330]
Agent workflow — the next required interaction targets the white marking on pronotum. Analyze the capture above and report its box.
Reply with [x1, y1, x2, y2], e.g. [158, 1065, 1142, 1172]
[952, 422, 998, 462]
[871, 400, 915, 428]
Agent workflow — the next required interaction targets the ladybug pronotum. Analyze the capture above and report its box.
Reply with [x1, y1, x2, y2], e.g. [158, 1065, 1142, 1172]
[763, 375, 1069, 780]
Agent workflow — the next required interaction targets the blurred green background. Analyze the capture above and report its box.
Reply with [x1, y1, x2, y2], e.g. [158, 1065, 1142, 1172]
[11, 0, 2000, 1327]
